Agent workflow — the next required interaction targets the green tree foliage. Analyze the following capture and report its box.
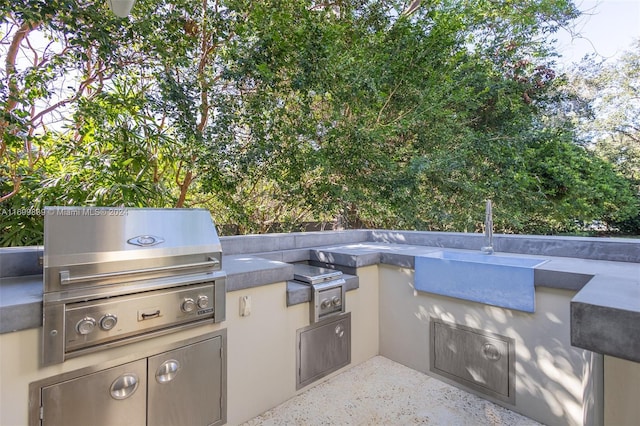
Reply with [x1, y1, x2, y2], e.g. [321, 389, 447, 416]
[1, 0, 236, 242]
[563, 41, 640, 233]
[1, 0, 148, 244]
[1, 0, 638, 246]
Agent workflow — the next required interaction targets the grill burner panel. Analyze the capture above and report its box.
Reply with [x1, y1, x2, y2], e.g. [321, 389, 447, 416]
[42, 207, 226, 366]
[63, 283, 215, 352]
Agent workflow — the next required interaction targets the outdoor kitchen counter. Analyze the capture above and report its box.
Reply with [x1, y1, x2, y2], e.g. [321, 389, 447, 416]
[305, 242, 640, 363]
[0, 255, 296, 333]
[304, 242, 637, 287]
[237, 241, 640, 363]
[0, 254, 355, 333]
[0, 275, 43, 333]
[1, 242, 639, 362]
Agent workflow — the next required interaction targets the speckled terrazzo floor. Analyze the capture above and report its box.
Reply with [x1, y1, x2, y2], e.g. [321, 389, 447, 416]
[241, 356, 541, 426]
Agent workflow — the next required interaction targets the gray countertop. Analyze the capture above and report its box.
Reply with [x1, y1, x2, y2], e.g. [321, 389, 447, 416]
[0, 275, 43, 333]
[1, 240, 639, 362]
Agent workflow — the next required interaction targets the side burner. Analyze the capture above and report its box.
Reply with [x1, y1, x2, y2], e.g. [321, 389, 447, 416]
[292, 264, 346, 323]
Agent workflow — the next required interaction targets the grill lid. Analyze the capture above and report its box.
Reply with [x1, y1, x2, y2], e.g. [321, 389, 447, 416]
[43, 207, 222, 292]
[44, 207, 220, 266]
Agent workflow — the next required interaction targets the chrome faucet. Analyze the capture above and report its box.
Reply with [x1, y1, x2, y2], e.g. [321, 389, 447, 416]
[481, 199, 494, 254]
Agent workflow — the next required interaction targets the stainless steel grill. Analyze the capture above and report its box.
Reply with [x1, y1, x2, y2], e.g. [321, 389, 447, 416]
[42, 207, 226, 366]
[292, 264, 345, 323]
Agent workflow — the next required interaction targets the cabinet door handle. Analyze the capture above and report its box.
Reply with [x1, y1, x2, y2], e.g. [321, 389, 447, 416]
[156, 359, 181, 383]
[110, 373, 139, 400]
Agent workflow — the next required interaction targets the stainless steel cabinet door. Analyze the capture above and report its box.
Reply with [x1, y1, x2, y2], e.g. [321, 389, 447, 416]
[430, 319, 515, 404]
[41, 359, 147, 426]
[147, 336, 223, 426]
[297, 313, 351, 389]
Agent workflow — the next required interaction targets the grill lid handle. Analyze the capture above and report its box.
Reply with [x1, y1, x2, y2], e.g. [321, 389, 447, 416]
[59, 257, 220, 285]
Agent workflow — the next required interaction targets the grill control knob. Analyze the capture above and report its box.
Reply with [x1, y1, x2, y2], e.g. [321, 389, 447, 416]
[99, 314, 118, 331]
[197, 295, 209, 309]
[320, 299, 332, 309]
[331, 296, 342, 307]
[181, 298, 196, 313]
[76, 317, 96, 335]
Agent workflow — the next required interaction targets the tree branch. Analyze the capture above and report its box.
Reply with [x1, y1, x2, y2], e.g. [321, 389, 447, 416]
[4, 21, 40, 113]
[0, 176, 22, 203]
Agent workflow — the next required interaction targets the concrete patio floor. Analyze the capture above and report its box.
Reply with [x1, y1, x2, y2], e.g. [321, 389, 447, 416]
[241, 356, 541, 425]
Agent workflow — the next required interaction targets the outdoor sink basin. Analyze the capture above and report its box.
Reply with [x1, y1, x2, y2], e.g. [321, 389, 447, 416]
[414, 250, 548, 313]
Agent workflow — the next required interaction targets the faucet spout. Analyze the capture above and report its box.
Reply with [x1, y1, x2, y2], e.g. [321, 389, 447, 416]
[481, 199, 494, 254]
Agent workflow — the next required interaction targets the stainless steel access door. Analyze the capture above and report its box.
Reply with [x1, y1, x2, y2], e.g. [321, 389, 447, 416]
[41, 359, 147, 426]
[297, 313, 351, 389]
[147, 336, 224, 426]
[430, 318, 515, 404]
